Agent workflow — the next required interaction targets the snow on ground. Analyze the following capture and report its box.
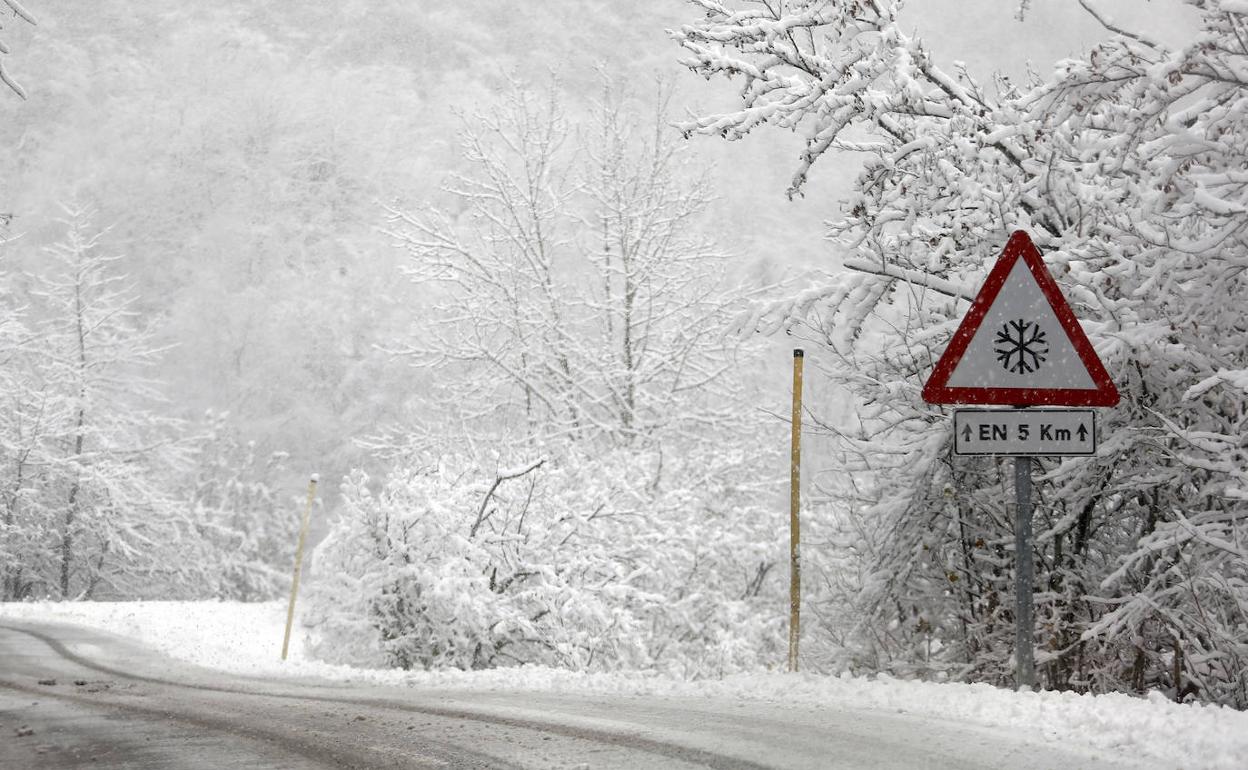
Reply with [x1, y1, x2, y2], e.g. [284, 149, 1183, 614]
[2, 600, 1245, 769]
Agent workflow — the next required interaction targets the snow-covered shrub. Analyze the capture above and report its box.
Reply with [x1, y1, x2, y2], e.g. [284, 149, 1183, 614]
[309, 446, 783, 675]
[186, 412, 297, 601]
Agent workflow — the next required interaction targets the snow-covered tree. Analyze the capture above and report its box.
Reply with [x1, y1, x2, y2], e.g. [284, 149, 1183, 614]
[381, 83, 752, 449]
[1024, 1, 1248, 706]
[675, 0, 1248, 704]
[309, 84, 785, 675]
[1, 210, 301, 602]
[0, 253, 45, 600]
[22, 206, 190, 599]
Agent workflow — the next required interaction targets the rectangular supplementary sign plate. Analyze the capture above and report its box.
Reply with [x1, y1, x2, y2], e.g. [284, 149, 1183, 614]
[953, 408, 1096, 456]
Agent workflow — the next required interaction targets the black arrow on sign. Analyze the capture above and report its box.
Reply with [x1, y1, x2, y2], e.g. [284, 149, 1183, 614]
[961, 424, 973, 443]
[1077, 423, 1089, 441]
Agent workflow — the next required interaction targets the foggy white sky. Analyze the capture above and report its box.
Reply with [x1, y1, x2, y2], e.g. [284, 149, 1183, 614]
[904, 0, 1200, 82]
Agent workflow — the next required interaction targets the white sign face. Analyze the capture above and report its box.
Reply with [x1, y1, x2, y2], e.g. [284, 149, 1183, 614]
[953, 409, 1096, 456]
[944, 259, 1097, 391]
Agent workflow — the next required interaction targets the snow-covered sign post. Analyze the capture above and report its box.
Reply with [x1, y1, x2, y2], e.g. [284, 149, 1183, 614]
[922, 230, 1119, 689]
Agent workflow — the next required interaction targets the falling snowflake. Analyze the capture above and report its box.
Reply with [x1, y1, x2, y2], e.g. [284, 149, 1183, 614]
[994, 318, 1048, 374]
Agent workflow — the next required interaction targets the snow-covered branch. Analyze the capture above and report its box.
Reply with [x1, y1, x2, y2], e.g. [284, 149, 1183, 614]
[0, 0, 36, 99]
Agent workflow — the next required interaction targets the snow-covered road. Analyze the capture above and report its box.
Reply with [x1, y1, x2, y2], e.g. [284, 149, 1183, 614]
[0, 620, 1140, 769]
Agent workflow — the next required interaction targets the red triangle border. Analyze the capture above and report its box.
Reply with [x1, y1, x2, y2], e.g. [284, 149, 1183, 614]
[921, 230, 1119, 407]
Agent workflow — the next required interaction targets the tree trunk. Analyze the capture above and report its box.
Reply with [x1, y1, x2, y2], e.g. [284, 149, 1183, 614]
[62, 274, 89, 599]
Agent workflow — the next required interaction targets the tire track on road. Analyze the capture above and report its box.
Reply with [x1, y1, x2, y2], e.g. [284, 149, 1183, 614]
[1, 623, 771, 770]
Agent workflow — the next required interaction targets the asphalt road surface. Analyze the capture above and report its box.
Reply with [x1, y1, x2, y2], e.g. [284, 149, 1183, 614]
[0, 621, 1140, 769]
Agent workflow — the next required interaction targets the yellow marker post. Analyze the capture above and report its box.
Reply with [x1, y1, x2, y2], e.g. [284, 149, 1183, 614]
[281, 474, 318, 661]
[789, 349, 803, 673]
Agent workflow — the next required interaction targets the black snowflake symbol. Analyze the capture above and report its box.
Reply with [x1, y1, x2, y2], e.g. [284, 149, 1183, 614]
[994, 318, 1048, 374]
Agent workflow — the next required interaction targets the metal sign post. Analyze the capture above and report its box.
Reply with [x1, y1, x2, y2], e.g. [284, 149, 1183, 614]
[789, 349, 803, 673]
[1013, 455, 1035, 689]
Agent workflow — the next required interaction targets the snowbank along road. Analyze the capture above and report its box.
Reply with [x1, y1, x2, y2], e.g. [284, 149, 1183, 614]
[0, 621, 1143, 769]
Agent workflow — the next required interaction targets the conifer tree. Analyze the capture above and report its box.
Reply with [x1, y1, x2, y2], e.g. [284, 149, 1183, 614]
[27, 206, 188, 599]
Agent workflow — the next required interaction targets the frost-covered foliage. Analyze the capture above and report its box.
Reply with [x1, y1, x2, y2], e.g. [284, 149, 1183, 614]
[311, 448, 780, 676]
[676, 0, 1248, 705]
[186, 412, 297, 601]
[0, 209, 291, 602]
[0, 206, 190, 599]
[0, 0, 35, 99]
[309, 84, 785, 676]
[0, 240, 40, 600]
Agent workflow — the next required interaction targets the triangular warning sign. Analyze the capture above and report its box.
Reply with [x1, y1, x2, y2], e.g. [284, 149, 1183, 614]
[922, 230, 1119, 407]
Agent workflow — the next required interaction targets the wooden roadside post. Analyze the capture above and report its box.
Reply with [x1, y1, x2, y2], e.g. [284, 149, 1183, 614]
[281, 474, 318, 661]
[789, 349, 804, 673]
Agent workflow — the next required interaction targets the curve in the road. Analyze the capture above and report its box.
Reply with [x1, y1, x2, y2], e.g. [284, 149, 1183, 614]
[2, 623, 770, 770]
